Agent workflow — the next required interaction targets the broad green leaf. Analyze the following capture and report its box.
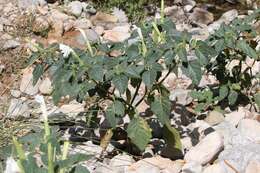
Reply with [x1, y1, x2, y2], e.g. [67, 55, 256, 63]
[163, 123, 182, 150]
[237, 40, 257, 59]
[73, 165, 90, 173]
[106, 100, 125, 128]
[176, 43, 187, 62]
[195, 41, 216, 65]
[125, 65, 141, 78]
[57, 154, 92, 169]
[182, 60, 202, 85]
[142, 70, 157, 89]
[228, 90, 238, 105]
[27, 52, 40, 66]
[112, 74, 128, 94]
[150, 96, 171, 125]
[218, 85, 229, 101]
[126, 116, 152, 151]
[89, 64, 103, 81]
[254, 93, 260, 108]
[32, 64, 44, 85]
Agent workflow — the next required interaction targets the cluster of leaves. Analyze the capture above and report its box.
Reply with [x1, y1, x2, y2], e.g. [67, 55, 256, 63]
[94, 0, 158, 21]
[1, 127, 91, 173]
[28, 15, 217, 152]
[191, 9, 260, 112]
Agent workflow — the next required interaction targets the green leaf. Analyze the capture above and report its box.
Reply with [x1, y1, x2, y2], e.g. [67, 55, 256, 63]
[219, 85, 229, 101]
[73, 165, 90, 173]
[126, 116, 152, 151]
[142, 70, 157, 89]
[27, 52, 40, 66]
[228, 90, 238, 105]
[89, 64, 103, 81]
[254, 93, 260, 108]
[125, 65, 141, 78]
[163, 123, 182, 151]
[182, 60, 202, 85]
[112, 74, 128, 94]
[106, 100, 125, 128]
[33, 64, 44, 85]
[237, 40, 257, 59]
[57, 154, 92, 169]
[176, 43, 187, 62]
[150, 96, 171, 125]
[195, 41, 216, 65]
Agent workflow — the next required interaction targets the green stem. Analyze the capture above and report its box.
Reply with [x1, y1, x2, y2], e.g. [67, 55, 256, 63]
[59, 141, 70, 173]
[12, 137, 26, 173]
[160, 0, 165, 23]
[44, 119, 54, 173]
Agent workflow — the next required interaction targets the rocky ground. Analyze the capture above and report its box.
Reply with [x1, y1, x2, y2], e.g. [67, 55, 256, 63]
[0, 0, 260, 173]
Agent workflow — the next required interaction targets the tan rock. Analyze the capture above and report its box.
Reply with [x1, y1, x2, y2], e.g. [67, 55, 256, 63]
[103, 30, 130, 42]
[245, 160, 260, 173]
[20, 67, 40, 95]
[189, 8, 214, 25]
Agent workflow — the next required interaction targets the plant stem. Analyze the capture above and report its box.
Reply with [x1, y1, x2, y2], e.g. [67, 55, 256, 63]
[130, 81, 142, 105]
[160, 0, 164, 23]
[59, 141, 70, 173]
[134, 86, 148, 107]
[12, 137, 26, 173]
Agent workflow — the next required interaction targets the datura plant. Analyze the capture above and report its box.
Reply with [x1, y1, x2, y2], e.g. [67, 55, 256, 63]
[191, 9, 260, 112]
[27, 9, 260, 153]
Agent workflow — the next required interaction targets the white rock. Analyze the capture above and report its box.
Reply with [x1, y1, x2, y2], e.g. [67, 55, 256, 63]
[74, 18, 93, 29]
[182, 162, 202, 173]
[76, 29, 99, 44]
[112, 8, 128, 23]
[127, 156, 184, 173]
[219, 143, 260, 172]
[39, 77, 53, 95]
[94, 26, 104, 35]
[58, 100, 84, 115]
[7, 98, 30, 118]
[169, 89, 192, 106]
[203, 163, 224, 173]
[214, 121, 251, 149]
[3, 40, 20, 50]
[0, 23, 3, 32]
[18, 0, 46, 10]
[205, 111, 225, 126]
[67, 1, 83, 17]
[10, 90, 21, 98]
[184, 5, 194, 12]
[109, 154, 135, 173]
[225, 107, 248, 126]
[219, 9, 238, 24]
[238, 119, 260, 143]
[245, 160, 260, 173]
[20, 67, 40, 95]
[184, 132, 224, 165]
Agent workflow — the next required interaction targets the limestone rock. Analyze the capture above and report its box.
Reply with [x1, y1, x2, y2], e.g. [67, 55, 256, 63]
[39, 77, 53, 95]
[204, 111, 225, 126]
[67, 1, 83, 17]
[184, 132, 224, 165]
[182, 162, 202, 173]
[20, 67, 40, 95]
[238, 119, 260, 143]
[7, 98, 30, 118]
[189, 8, 214, 25]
